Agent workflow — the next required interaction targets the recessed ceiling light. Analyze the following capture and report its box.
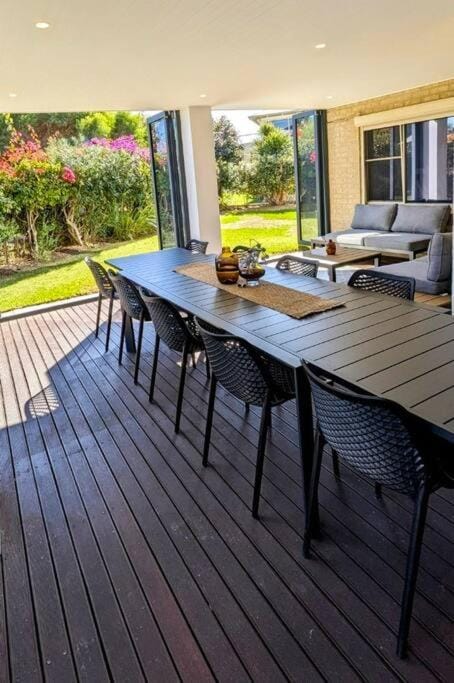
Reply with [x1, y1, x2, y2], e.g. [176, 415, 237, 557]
[9, 93, 17, 98]
[199, 94, 207, 99]
[35, 21, 50, 29]
[315, 43, 326, 49]
[326, 95, 333, 99]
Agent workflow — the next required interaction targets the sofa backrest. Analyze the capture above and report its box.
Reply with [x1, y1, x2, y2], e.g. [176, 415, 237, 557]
[427, 232, 452, 282]
[391, 204, 451, 235]
[351, 203, 396, 231]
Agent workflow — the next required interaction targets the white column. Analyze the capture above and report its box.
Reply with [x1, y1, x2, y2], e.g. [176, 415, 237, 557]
[180, 106, 221, 253]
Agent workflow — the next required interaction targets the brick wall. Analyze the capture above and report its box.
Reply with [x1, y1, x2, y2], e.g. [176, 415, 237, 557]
[327, 78, 454, 230]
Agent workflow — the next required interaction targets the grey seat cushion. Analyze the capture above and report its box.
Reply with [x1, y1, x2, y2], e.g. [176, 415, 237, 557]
[376, 257, 451, 295]
[351, 203, 396, 231]
[362, 232, 432, 252]
[391, 204, 451, 234]
[322, 229, 377, 246]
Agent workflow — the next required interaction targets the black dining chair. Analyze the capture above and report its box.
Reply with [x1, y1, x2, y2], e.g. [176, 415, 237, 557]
[348, 269, 415, 300]
[108, 271, 151, 384]
[276, 255, 318, 278]
[84, 257, 118, 351]
[302, 361, 453, 659]
[185, 239, 208, 254]
[232, 245, 249, 253]
[140, 293, 208, 433]
[196, 318, 295, 517]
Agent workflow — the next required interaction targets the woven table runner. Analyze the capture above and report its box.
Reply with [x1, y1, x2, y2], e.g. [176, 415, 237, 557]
[174, 262, 344, 319]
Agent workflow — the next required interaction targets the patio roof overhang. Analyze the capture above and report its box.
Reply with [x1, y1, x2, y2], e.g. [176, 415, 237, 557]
[1, 0, 453, 113]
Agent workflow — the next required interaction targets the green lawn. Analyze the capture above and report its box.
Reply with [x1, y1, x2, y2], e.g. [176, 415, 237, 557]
[0, 237, 159, 313]
[0, 208, 315, 312]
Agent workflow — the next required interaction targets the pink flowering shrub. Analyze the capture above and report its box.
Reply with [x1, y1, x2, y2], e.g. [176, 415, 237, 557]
[0, 128, 154, 256]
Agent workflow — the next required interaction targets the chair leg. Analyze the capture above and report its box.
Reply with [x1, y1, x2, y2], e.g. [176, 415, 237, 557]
[134, 312, 145, 385]
[175, 342, 189, 433]
[95, 292, 102, 337]
[252, 394, 271, 519]
[244, 402, 250, 415]
[105, 291, 114, 352]
[332, 449, 341, 479]
[375, 482, 382, 499]
[118, 310, 126, 365]
[191, 351, 197, 368]
[149, 334, 160, 403]
[397, 483, 430, 659]
[203, 375, 217, 466]
[303, 427, 325, 558]
[205, 355, 211, 380]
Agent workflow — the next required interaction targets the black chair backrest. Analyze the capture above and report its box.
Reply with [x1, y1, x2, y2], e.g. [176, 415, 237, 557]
[85, 257, 114, 298]
[108, 271, 148, 320]
[185, 239, 208, 254]
[303, 362, 427, 496]
[196, 318, 275, 405]
[276, 255, 318, 278]
[348, 269, 415, 300]
[141, 293, 195, 353]
[232, 245, 250, 253]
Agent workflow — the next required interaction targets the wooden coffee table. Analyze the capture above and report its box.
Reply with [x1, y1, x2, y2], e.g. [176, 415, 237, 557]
[302, 246, 381, 282]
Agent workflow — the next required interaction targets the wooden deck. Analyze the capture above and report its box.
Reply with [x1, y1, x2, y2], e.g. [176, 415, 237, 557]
[1, 300, 453, 682]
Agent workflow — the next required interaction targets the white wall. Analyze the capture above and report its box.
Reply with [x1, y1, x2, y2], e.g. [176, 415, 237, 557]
[180, 106, 221, 253]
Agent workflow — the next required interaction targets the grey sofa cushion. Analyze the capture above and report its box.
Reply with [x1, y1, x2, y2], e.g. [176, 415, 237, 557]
[362, 232, 432, 253]
[427, 232, 452, 282]
[351, 203, 396, 231]
[391, 204, 451, 234]
[376, 257, 451, 295]
[322, 229, 376, 246]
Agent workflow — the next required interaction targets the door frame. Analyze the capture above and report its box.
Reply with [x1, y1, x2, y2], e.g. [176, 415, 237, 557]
[292, 110, 330, 246]
[147, 111, 189, 249]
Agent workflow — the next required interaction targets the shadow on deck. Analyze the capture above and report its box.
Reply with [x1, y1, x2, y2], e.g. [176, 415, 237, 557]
[0, 300, 453, 681]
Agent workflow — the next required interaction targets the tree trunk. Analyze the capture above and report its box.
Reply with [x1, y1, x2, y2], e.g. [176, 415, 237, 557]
[26, 209, 39, 258]
[63, 204, 84, 246]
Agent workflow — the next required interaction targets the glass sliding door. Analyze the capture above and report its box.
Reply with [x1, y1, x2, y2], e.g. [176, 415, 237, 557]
[148, 111, 189, 249]
[292, 110, 330, 245]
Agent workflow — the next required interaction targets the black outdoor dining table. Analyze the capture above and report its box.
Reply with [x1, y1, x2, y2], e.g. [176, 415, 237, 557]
[107, 247, 454, 515]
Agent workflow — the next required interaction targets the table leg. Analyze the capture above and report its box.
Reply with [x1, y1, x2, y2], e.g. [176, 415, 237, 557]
[328, 265, 336, 282]
[294, 366, 317, 535]
[374, 255, 381, 267]
[124, 315, 136, 353]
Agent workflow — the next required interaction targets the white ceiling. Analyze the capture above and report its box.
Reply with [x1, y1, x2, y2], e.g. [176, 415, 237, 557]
[1, 0, 453, 113]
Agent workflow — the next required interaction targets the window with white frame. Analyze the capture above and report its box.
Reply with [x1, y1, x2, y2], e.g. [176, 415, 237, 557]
[364, 117, 454, 203]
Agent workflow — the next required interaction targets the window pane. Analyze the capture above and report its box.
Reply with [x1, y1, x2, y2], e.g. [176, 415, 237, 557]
[365, 126, 401, 159]
[366, 159, 402, 201]
[405, 117, 454, 202]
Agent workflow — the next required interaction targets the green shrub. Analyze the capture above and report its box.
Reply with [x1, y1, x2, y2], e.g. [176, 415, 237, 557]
[246, 123, 295, 205]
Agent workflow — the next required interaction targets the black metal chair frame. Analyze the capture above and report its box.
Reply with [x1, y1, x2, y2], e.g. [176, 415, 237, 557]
[84, 257, 117, 352]
[196, 318, 295, 518]
[302, 361, 452, 659]
[348, 269, 416, 300]
[276, 255, 318, 278]
[185, 239, 209, 254]
[108, 271, 151, 384]
[141, 292, 209, 433]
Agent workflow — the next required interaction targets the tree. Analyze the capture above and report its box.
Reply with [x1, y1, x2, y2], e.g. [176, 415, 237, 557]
[0, 112, 88, 150]
[77, 111, 147, 144]
[111, 111, 147, 145]
[77, 112, 116, 139]
[213, 115, 243, 200]
[246, 123, 294, 205]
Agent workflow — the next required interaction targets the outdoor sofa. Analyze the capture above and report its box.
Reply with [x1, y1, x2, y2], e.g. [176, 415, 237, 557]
[312, 203, 452, 260]
[376, 232, 452, 296]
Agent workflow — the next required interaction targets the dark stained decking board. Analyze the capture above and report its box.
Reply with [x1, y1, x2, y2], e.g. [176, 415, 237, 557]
[0, 299, 453, 681]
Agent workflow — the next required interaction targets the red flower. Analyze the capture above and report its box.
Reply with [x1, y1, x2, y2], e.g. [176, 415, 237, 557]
[61, 166, 76, 184]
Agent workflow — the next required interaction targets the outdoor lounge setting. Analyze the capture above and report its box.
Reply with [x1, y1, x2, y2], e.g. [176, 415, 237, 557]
[1, 2, 454, 682]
